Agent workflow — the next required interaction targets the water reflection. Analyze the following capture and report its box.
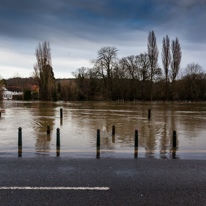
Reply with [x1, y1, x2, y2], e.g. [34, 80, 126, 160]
[141, 124, 156, 158]
[30, 102, 56, 153]
[112, 135, 115, 143]
[47, 134, 51, 142]
[66, 101, 206, 159]
[159, 109, 170, 159]
[1, 101, 206, 159]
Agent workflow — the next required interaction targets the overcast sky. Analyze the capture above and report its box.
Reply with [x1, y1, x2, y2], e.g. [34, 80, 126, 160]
[0, 0, 205, 79]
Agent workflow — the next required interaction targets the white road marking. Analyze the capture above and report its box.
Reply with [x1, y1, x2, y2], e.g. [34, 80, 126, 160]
[0, 187, 110, 190]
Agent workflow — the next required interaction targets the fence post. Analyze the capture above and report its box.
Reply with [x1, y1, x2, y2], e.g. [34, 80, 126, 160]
[96, 129, 100, 159]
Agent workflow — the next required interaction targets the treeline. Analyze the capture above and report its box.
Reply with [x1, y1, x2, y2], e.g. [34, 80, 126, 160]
[2, 31, 205, 101]
[5, 77, 34, 87]
[31, 32, 206, 101]
[67, 31, 205, 101]
[66, 63, 206, 101]
[5, 64, 206, 101]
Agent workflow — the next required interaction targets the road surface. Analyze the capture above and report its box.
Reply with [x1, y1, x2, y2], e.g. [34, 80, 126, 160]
[0, 157, 206, 205]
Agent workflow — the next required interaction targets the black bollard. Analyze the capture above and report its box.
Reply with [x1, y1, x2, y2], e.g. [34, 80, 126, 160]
[134, 130, 138, 158]
[135, 130, 138, 148]
[173, 130, 176, 148]
[148, 109, 151, 119]
[18, 127, 22, 147]
[18, 151, 22, 157]
[60, 108, 63, 118]
[18, 127, 22, 156]
[172, 149, 177, 159]
[56, 146, 60, 157]
[47, 126, 50, 134]
[96, 129, 100, 159]
[56, 128, 60, 157]
[56, 128, 60, 147]
[112, 126, 115, 135]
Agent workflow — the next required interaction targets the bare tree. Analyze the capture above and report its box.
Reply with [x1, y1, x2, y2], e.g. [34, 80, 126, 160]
[137, 53, 150, 99]
[119, 55, 139, 79]
[148, 31, 159, 100]
[171, 38, 181, 100]
[93, 46, 118, 99]
[182, 63, 204, 100]
[72, 67, 91, 100]
[119, 55, 140, 100]
[93, 46, 118, 79]
[162, 35, 171, 100]
[33, 41, 56, 101]
[117, 58, 130, 79]
[72, 67, 88, 79]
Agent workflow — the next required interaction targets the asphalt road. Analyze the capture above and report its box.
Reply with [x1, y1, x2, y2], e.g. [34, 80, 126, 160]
[0, 157, 206, 205]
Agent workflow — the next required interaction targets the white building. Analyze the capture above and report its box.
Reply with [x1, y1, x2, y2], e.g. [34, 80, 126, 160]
[2, 86, 23, 100]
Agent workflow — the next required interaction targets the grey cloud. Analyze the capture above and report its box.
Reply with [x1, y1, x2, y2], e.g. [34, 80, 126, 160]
[0, 0, 205, 44]
[0, 0, 205, 67]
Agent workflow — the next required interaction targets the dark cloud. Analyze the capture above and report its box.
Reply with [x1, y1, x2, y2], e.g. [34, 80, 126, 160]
[0, 0, 205, 43]
[0, 0, 205, 78]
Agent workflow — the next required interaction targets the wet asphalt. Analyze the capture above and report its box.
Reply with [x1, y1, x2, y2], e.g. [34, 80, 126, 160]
[0, 157, 206, 205]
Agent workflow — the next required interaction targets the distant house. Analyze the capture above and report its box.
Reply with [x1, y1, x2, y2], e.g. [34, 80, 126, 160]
[25, 83, 39, 92]
[31, 84, 39, 92]
[2, 86, 23, 100]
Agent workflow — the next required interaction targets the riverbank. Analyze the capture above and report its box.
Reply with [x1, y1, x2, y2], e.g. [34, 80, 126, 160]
[1, 157, 206, 205]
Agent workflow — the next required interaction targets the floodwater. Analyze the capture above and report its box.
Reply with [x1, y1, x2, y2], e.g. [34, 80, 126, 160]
[1, 100, 206, 159]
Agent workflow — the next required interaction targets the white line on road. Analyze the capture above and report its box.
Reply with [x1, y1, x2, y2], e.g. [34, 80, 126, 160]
[0, 187, 110, 190]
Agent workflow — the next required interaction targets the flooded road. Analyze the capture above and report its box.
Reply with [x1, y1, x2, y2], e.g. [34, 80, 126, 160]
[1, 100, 206, 159]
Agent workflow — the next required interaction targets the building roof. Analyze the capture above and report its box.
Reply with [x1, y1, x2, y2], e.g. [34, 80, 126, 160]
[25, 83, 39, 91]
[5, 86, 23, 92]
[1, 86, 7, 91]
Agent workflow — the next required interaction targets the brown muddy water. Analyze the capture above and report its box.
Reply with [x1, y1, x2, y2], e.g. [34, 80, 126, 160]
[0, 100, 206, 159]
